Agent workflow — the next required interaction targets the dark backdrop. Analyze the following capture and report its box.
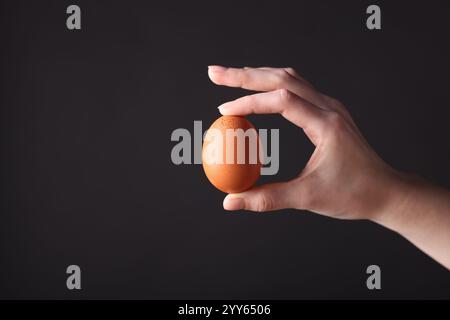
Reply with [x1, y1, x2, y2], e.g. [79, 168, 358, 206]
[1, 0, 450, 299]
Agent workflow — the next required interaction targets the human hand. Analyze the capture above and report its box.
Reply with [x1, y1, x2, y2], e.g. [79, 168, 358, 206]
[208, 65, 450, 269]
[207, 65, 406, 221]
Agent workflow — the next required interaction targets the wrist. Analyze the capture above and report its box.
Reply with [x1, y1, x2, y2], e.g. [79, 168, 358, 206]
[370, 169, 422, 233]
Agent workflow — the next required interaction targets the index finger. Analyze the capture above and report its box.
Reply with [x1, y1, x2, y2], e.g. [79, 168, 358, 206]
[218, 89, 324, 144]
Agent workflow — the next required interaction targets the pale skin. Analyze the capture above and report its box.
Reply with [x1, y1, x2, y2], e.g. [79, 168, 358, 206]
[208, 65, 450, 270]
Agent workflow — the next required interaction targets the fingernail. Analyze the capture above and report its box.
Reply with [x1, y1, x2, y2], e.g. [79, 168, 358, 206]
[217, 103, 227, 114]
[208, 65, 226, 73]
[223, 195, 244, 211]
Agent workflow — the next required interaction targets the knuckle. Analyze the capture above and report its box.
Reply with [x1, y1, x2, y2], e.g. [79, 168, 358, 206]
[325, 95, 345, 111]
[242, 94, 253, 105]
[284, 67, 297, 75]
[273, 70, 291, 86]
[326, 111, 345, 131]
[255, 193, 274, 212]
[277, 88, 295, 103]
[240, 95, 256, 111]
[238, 71, 249, 87]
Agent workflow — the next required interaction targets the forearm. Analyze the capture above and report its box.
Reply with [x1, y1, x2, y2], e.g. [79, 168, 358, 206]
[373, 173, 450, 269]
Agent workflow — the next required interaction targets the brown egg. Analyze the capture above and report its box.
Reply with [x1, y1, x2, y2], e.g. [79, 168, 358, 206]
[202, 115, 262, 193]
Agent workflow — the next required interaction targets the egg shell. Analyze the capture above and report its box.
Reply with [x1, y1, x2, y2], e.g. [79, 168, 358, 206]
[202, 115, 262, 193]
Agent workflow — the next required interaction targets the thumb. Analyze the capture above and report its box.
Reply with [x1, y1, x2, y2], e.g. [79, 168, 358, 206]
[223, 182, 295, 212]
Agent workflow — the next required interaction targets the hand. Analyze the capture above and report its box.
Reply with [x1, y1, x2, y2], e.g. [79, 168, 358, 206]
[208, 65, 450, 270]
[208, 65, 404, 220]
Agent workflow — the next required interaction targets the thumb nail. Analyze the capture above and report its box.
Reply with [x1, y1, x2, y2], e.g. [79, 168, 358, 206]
[208, 65, 226, 73]
[223, 195, 245, 211]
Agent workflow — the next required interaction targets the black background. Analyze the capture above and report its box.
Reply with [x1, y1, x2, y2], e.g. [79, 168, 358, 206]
[1, 0, 450, 299]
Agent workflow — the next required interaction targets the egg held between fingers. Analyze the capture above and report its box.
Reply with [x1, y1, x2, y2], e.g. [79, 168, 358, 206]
[202, 115, 262, 193]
